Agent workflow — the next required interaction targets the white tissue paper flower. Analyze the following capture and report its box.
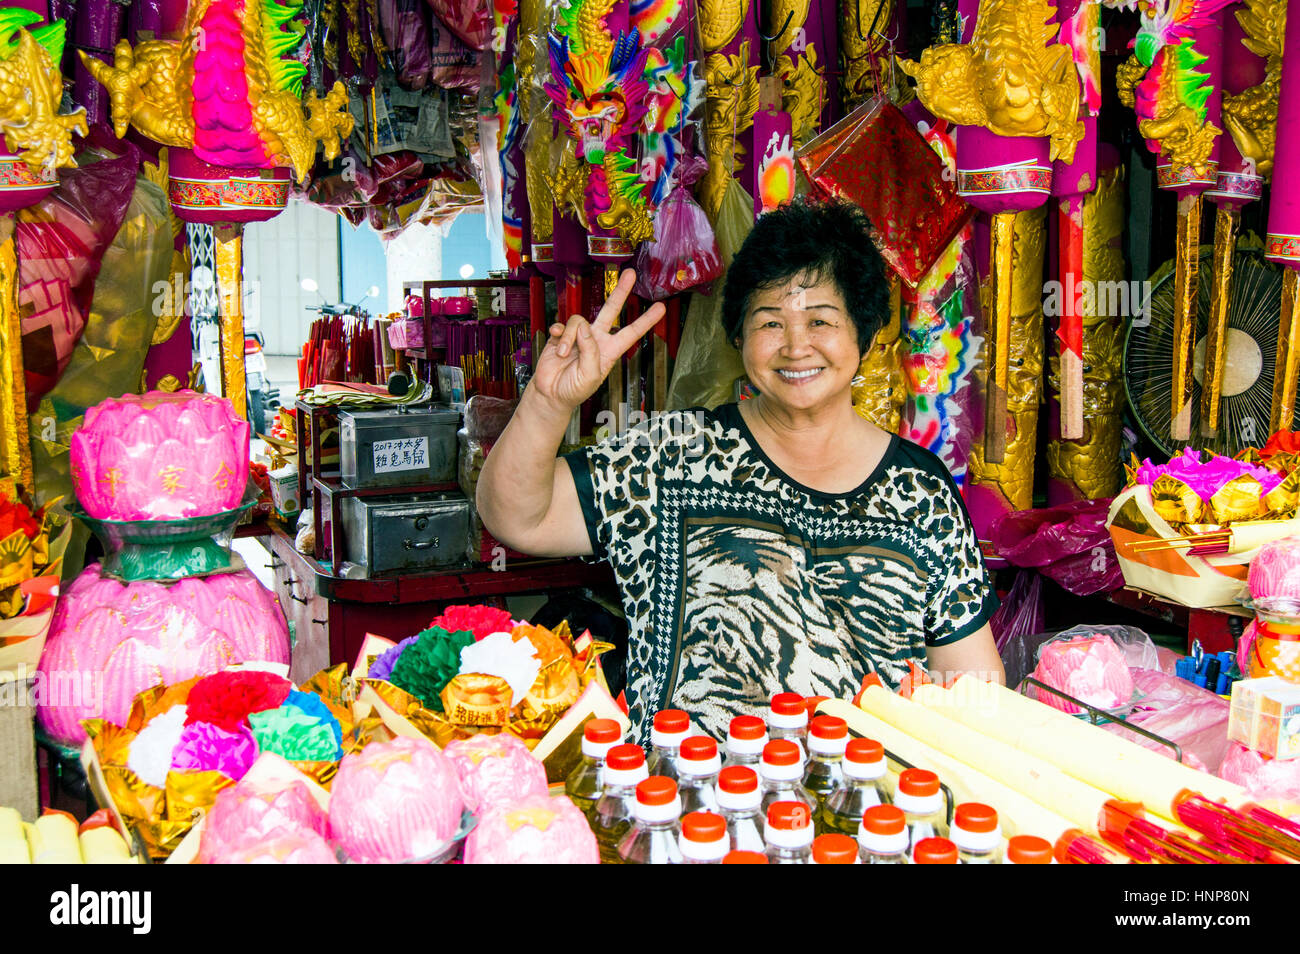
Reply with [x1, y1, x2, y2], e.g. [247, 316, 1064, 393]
[126, 704, 189, 787]
[458, 632, 541, 705]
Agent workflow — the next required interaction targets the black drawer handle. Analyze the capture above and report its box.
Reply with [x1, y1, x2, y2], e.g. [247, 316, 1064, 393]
[288, 593, 308, 604]
[269, 558, 287, 570]
[311, 618, 328, 626]
[404, 537, 440, 550]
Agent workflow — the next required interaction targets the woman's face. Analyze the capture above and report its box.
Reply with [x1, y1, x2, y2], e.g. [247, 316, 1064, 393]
[738, 276, 861, 413]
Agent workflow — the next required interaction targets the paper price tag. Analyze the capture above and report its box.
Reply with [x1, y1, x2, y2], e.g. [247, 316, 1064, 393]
[373, 436, 429, 474]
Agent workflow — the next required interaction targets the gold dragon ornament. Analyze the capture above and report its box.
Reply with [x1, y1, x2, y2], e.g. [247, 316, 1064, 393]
[840, 0, 897, 109]
[897, 0, 1084, 164]
[774, 46, 824, 151]
[1222, 0, 1286, 178]
[699, 39, 760, 224]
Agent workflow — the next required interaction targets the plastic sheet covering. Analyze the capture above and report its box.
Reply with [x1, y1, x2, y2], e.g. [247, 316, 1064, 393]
[428, 11, 481, 90]
[1032, 632, 1135, 714]
[990, 498, 1124, 596]
[424, 0, 492, 51]
[1104, 668, 1230, 775]
[634, 187, 724, 301]
[378, 0, 432, 89]
[1219, 742, 1300, 807]
[665, 179, 755, 410]
[1002, 623, 1161, 701]
[989, 570, 1044, 654]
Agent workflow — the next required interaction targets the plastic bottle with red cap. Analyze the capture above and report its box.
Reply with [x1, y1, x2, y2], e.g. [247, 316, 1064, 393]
[647, 709, 691, 781]
[895, 767, 947, 853]
[802, 715, 848, 825]
[764, 800, 814, 864]
[811, 833, 860, 864]
[591, 743, 650, 864]
[677, 811, 729, 864]
[857, 804, 910, 864]
[759, 739, 816, 814]
[723, 715, 769, 769]
[717, 765, 766, 853]
[913, 837, 959, 864]
[822, 737, 890, 837]
[1004, 834, 1054, 865]
[676, 735, 722, 814]
[767, 692, 809, 759]
[564, 718, 624, 822]
[618, 776, 684, 864]
[722, 850, 769, 864]
[951, 802, 1002, 864]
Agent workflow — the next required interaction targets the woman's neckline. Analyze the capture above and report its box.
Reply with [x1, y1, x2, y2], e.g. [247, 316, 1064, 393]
[723, 402, 898, 500]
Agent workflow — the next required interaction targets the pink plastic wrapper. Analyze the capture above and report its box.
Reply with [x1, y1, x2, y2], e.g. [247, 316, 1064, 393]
[425, 0, 491, 51]
[328, 736, 465, 863]
[218, 829, 340, 864]
[70, 390, 251, 519]
[198, 769, 330, 864]
[1031, 634, 1135, 714]
[1219, 742, 1300, 805]
[444, 733, 548, 813]
[463, 793, 599, 865]
[633, 188, 724, 301]
[989, 499, 1124, 596]
[1247, 535, 1300, 603]
[1103, 668, 1230, 774]
[35, 565, 290, 749]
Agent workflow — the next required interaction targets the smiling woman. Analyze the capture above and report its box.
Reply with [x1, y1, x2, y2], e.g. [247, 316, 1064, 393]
[476, 197, 1003, 743]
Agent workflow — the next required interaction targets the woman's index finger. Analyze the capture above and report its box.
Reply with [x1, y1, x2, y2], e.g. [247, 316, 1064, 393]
[591, 268, 637, 332]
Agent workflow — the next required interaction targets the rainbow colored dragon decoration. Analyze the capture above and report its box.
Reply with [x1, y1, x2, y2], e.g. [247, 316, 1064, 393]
[639, 36, 702, 207]
[80, 0, 353, 180]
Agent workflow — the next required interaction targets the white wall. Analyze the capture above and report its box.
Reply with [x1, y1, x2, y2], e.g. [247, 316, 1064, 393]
[384, 220, 443, 312]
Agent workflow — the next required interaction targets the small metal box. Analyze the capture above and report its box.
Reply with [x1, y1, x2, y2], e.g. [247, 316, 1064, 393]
[339, 405, 460, 490]
[340, 491, 471, 575]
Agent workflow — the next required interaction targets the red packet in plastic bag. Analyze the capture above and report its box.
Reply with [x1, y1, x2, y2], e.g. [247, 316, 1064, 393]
[796, 97, 972, 287]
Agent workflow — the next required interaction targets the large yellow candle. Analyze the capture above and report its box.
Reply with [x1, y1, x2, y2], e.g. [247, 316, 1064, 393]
[79, 827, 135, 864]
[30, 813, 82, 864]
[0, 807, 29, 864]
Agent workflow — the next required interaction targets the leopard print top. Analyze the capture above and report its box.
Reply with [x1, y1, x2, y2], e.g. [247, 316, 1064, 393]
[565, 403, 997, 743]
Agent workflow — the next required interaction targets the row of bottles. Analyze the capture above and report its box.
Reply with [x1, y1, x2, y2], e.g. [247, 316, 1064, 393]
[567, 703, 1058, 864]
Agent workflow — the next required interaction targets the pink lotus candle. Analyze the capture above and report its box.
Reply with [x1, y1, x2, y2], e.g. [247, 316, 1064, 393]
[444, 732, 549, 813]
[1265, 0, 1300, 432]
[463, 793, 599, 864]
[70, 390, 250, 520]
[198, 770, 330, 863]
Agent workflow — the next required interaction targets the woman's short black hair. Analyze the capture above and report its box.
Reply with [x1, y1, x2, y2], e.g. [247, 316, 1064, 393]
[721, 197, 890, 356]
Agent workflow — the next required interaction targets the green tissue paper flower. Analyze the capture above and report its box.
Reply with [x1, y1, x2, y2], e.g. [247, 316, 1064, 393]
[388, 626, 476, 712]
[249, 706, 342, 762]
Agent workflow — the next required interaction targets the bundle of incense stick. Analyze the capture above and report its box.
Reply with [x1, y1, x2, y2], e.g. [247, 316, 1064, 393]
[446, 317, 525, 399]
[300, 315, 378, 389]
[1128, 519, 1300, 556]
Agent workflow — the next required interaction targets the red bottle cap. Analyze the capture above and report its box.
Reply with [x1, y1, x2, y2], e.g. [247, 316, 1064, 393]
[584, 719, 621, 744]
[679, 735, 718, 761]
[898, 767, 940, 797]
[913, 837, 959, 864]
[722, 850, 769, 864]
[1007, 835, 1054, 864]
[766, 801, 812, 831]
[861, 804, 906, 836]
[809, 715, 848, 740]
[635, 776, 678, 806]
[954, 802, 998, 834]
[846, 738, 884, 763]
[728, 715, 766, 740]
[653, 709, 689, 734]
[811, 833, 859, 864]
[681, 811, 727, 843]
[718, 765, 759, 794]
[770, 692, 805, 716]
[605, 743, 646, 771]
[762, 739, 802, 766]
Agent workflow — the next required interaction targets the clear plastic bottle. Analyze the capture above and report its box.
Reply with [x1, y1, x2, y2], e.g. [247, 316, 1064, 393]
[564, 718, 624, 822]
[677, 811, 729, 864]
[676, 735, 721, 815]
[913, 837, 959, 864]
[811, 833, 860, 864]
[723, 715, 769, 769]
[617, 776, 683, 865]
[722, 850, 769, 864]
[590, 743, 649, 864]
[764, 800, 814, 864]
[858, 804, 910, 864]
[767, 692, 809, 759]
[803, 715, 847, 826]
[952, 802, 1002, 864]
[822, 737, 890, 837]
[717, 765, 765, 853]
[1004, 834, 1054, 865]
[896, 767, 947, 852]
[759, 739, 816, 814]
[646, 709, 690, 781]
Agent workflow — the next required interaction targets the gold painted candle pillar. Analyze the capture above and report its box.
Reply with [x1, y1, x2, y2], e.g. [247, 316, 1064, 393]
[214, 225, 247, 421]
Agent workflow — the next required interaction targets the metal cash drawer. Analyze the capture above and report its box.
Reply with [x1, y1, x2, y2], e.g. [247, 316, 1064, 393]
[339, 405, 460, 489]
[340, 492, 470, 574]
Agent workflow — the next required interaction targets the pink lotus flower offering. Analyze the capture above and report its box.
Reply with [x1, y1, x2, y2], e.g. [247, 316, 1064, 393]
[328, 736, 465, 863]
[198, 771, 330, 864]
[218, 829, 339, 864]
[71, 390, 251, 520]
[1031, 634, 1135, 714]
[444, 732, 549, 813]
[1248, 536, 1300, 604]
[463, 793, 599, 865]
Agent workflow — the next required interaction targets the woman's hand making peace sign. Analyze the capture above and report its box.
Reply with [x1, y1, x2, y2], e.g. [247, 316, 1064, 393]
[530, 269, 667, 412]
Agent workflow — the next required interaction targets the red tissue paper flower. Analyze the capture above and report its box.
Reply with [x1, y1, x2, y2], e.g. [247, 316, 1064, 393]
[184, 670, 293, 732]
[427, 604, 515, 642]
[0, 498, 40, 540]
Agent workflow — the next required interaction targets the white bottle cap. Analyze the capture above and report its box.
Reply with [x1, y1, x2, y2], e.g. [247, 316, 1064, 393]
[679, 824, 729, 862]
[676, 753, 722, 777]
[633, 795, 682, 824]
[952, 823, 1002, 853]
[581, 737, 620, 759]
[843, 757, 886, 781]
[858, 829, 910, 855]
[717, 787, 761, 812]
[894, 791, 943, 816]
[764, 821, 814, 850]
[603, 763, 649, 788]
[807, 734, 847, 756]
[651, 727, 690, 749]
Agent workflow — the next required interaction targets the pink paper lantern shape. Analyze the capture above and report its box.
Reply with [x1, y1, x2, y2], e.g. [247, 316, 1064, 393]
[70, 390, 250, 520]
[444, 732, 549, 814]
[35, 564, 290, 748]
[328, 736, 465, 863]
[463, 793, 599, 865]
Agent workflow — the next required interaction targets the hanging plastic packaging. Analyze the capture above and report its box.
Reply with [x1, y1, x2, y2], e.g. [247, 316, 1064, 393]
[634, 187, 723, 301]
[378, 0, 432, 89]
[991, 499, 1124, 596]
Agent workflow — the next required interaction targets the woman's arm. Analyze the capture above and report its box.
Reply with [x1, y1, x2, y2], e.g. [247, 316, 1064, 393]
[926, 623, 1005, 686]
[476, 270, 665, 557]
